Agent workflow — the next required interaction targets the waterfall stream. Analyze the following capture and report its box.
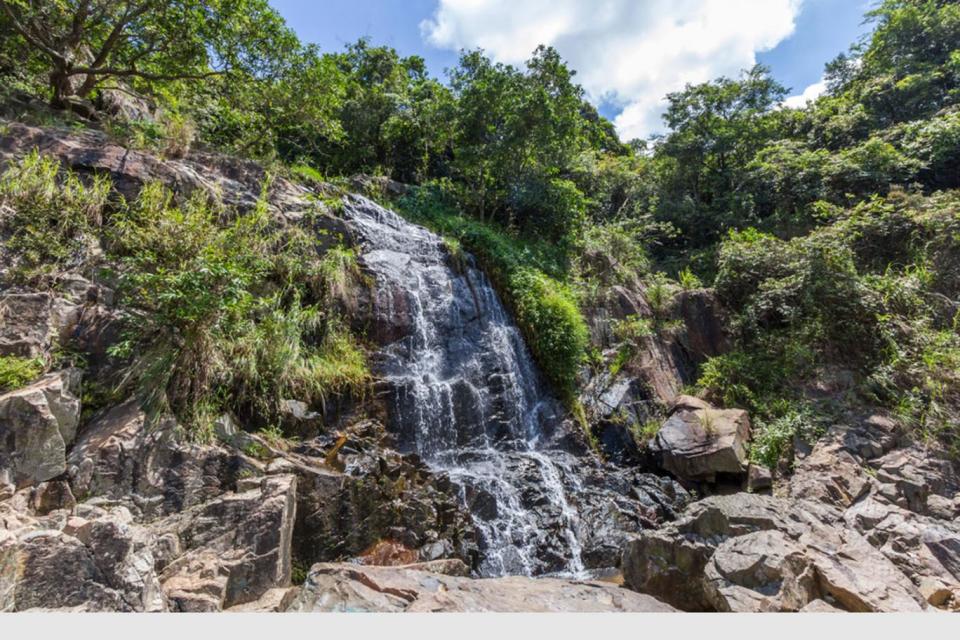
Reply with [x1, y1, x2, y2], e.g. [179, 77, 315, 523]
[343, 195, 586, 577]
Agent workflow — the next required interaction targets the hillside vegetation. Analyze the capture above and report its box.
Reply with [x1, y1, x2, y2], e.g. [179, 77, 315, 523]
[1, 0, 957, 461]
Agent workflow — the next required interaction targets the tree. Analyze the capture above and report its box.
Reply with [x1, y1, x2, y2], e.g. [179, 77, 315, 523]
[0, 0, 296, 109]
[448, 46, 597, 242]
[655, 65, 787, 246]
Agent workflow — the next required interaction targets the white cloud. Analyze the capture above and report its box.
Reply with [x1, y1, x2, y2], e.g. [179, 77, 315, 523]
[421, 0, 804, 140]
[782, 78, 827, 109]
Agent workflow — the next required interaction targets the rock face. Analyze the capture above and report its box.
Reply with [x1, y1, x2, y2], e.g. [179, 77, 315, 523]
[156, 475, 298, 611]
[622, 493, 927, 612]
[0, 370, 81, 489]
[0, 293, 81, 358]
[648, 400, 751, 482]
[289, 563, 675, 612]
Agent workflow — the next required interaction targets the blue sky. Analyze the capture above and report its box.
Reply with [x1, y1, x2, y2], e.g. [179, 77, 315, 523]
[269, 0, 876, 140]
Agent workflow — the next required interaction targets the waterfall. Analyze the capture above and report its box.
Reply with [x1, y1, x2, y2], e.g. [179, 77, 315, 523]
[343, 195, 586, 577]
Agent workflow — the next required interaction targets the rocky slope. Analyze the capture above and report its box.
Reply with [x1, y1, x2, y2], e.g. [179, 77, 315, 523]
[0, 121, 958, 612]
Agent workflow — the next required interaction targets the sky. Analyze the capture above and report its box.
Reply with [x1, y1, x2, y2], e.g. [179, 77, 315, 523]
[268, 0, 876, 141]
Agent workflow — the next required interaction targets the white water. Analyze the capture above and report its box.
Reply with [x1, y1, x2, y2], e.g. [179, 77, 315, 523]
[343, 195, 586, 577]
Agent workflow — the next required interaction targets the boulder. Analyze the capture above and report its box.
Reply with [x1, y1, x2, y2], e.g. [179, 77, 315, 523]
[0, 370, 81, 489]
[621, 493, 927, 612]
[288, 563, 676, 612]
[154, 474, 297, 611]
[649, 404, 750, 482]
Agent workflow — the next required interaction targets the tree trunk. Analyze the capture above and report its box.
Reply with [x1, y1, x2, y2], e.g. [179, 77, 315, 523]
[48, 64, 75, 109]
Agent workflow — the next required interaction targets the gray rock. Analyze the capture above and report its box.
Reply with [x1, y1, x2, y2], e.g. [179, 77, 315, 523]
[67, 399, 261, 518]
[0, 293, 81, 359]
[0, 370, 81, 488]
[649, 405, 751, 482]
[157, 475, 297, 610]
[621, 493, 927, 612]
[746, 464, 772, 492]
[289, 563, 676, 612]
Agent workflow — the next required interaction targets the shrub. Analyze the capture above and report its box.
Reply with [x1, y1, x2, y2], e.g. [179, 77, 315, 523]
[750, 409, 818, 469]
[509, 267, 589, 399]
[107, 181, 368, 434]
[0, 356, 44, 393]
[0, 151, 110, 285]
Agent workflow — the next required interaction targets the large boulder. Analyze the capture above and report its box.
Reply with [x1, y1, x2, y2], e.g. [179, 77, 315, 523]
[0, 370, 81, 489]
[621, 493, 928, 612]
[156, 474, 297, 611]
[289, 563, 676, 612]
[648, 400, 750, 482]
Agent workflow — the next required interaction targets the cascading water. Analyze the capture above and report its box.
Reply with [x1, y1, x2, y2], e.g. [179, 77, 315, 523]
[342, 195, 586, 577]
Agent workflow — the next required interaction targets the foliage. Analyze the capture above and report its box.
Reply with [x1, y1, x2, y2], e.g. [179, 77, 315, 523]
[509, 267, 589, 399]
[0, 0, 297, 108]
[0, 150, 109, 285]
[750, 409, 818, 469]
[106, 180, 368, 433]
[0, 355, 44, 392]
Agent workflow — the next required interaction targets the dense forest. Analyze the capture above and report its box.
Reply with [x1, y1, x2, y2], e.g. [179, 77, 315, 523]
[0, 0, 957, 464]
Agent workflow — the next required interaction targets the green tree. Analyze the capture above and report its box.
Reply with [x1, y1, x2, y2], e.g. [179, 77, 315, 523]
[655, 65, 787, 247]
[0, 0, 296, 109]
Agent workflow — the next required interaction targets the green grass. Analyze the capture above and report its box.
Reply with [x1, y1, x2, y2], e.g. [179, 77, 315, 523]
[0, 356, 44, 393]
[0, 150, 109, 285]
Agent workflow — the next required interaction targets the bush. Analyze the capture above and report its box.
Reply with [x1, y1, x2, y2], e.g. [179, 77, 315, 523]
[0, 151, 110, 285]
[0, 356, 44, 393]
[107, 180, 368, 435]
[750, 409, 818, 469]
[509, 267, 589, 398]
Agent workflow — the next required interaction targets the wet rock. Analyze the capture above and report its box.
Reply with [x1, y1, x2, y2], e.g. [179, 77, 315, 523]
[289, 563, 676, 612]
[575, 464, 690, 570]
[580, 374, 655, 465]
[649, 404, 750, 482]
[275, 423, 477, 574]
[0, 370, 81, 489]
